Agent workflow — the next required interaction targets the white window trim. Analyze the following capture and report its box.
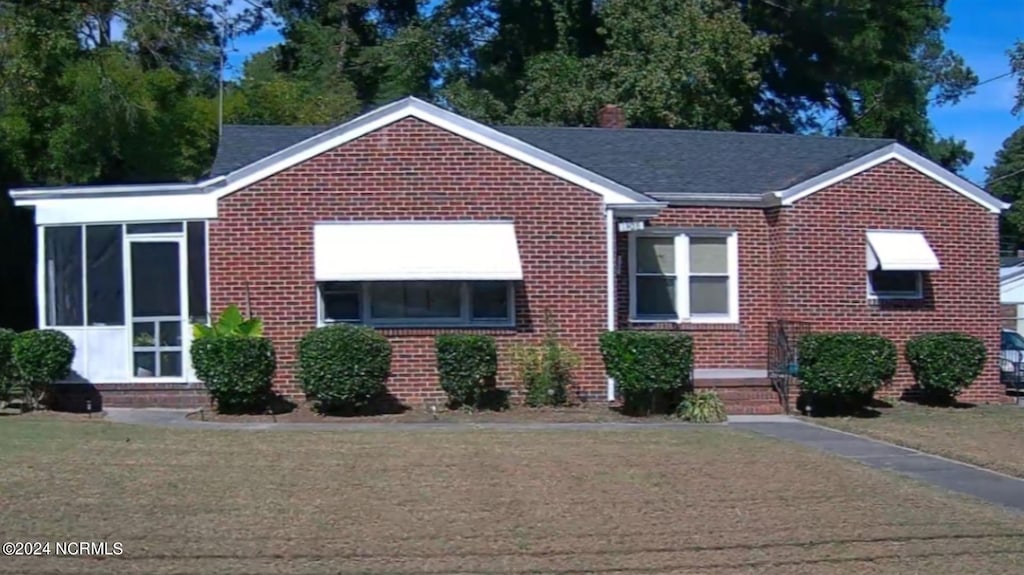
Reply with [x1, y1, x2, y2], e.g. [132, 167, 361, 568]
[628, 230, 739, 324]
[867, 270, 924, 301]
[317, 281, 516, 328]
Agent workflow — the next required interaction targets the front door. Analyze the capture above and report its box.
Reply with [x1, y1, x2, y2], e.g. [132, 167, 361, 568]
[128, 239, 186, 378]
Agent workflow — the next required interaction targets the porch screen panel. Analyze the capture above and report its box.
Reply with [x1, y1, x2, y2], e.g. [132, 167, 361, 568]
[131, 243, 181, 317]
[187, 222, 208, 323]
[86, 225, 124, 325]
[44, 226, 83, 326]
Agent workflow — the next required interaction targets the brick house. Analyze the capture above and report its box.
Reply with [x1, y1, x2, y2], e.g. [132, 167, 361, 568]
[10, 97, 1010, 412]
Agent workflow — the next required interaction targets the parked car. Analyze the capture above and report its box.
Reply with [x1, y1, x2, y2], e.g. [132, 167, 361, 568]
[1000, 329, 1024, 389]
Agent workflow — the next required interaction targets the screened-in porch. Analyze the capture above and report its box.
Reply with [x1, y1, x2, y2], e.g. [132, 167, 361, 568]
[41, 221, 208, 383]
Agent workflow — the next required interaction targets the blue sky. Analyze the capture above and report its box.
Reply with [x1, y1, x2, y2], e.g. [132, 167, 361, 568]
[223, 0, 1022, 185]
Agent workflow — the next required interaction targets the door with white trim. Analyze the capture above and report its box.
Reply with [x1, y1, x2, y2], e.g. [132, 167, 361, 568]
[126, 238, 188, 380]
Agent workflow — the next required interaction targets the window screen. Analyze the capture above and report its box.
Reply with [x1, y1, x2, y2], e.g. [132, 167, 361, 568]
[85, 225, 124, 325]
[126, 222, 183, 234]
[44, 226, 84, 326]
[187, 222, 208, 323]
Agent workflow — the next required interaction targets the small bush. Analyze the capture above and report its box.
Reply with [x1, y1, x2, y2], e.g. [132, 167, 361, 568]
[905, 332, 986, 402]
[192, 337, 277, 413]
[676, 390, 727, 423]
[298, 324, 392, 413]
[599, 331, 693, 414]
[512, 317, 578, 407]
[797, 332, 896, 411]
[12, 330, 75, 410]
[435, 334, 499, 409]
[0, 328, 17, 408]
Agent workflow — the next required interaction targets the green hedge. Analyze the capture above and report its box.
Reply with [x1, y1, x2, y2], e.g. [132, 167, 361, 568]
[435, 334, 498, 409]
[192, 336, 277, 413]
[797, 332, 896, 410]
[297, 325, 391, 413]
[905, 332, 986, 401]
[0, 328, 17, 406]
[599, 331, 693, 413]
[12, 329, 75, 410]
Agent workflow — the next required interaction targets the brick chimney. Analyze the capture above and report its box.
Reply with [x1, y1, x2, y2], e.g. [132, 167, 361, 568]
[597, 104, 626, 129]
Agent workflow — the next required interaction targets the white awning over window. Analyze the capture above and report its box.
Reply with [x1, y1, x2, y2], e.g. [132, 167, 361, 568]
[865, 231, 940, 271]
[314, 222, 524, 281]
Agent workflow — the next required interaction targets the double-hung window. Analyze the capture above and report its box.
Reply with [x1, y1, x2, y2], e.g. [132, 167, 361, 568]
[630, 231, 738, 323]
[318, 281, 515, 327]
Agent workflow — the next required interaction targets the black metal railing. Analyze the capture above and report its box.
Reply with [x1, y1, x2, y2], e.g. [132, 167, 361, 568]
[767, 320, 810, 414]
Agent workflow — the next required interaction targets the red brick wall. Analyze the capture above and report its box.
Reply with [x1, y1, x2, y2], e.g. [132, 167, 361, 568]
[779, 160, 1005, 403]
[615, 207, 773, 369]
[209, 118, 609, 405]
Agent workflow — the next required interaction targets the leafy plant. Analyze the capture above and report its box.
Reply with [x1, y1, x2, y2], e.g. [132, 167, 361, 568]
[797, 332, 896, 412]
[0, 328, 18, 409]
[435, 334, 500, 410]
[192, 337, 277, 413]
[676, 390, 727, 423]
[512, 315, 578, 407]
[12, 330, 75, 411]
[905, 332, 987, 403]
[297, 324, 392, 413]
[599, 331, 693, 414]
[192, 305, 263, 339]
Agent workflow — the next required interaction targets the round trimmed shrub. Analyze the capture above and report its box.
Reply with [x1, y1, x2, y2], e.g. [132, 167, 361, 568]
[797, 332, 896, 411]
[0, 328, 17, 406]
[192, 336, 277, 413]
[599, 331, 693, 414]
[12, 329, 75, 410]
[905, 332, 986, 402]
[297, 325, 392, 413]
[435, 334, 498, 409]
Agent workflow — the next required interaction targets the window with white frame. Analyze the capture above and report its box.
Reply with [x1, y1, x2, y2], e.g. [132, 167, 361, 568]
[630, 231, 738, 322]
[318, 281, 515, 326]
[868, 270, 922, 300]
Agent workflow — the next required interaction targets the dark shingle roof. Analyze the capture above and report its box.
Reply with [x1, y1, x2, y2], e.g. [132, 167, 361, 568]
[210, 124, 330, 177]
[209, 123, 894, 199]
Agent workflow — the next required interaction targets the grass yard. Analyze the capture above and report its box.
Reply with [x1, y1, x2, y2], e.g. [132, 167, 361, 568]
[813, 403, 1024, 478]
[1, 417, 1023, 574]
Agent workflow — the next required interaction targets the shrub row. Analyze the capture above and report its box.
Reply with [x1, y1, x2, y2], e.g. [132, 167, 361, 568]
[797, 331, 987, 411]
[0, 328, 76, 410]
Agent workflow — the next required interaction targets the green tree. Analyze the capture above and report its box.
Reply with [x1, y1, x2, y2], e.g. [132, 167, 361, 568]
[988, 127, 1024, 253]
[1011, 40, 1024, 116]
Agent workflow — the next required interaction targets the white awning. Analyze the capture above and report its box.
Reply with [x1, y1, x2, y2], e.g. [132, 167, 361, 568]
[314, 222, 523, 281]
[865, 231, 940, 271]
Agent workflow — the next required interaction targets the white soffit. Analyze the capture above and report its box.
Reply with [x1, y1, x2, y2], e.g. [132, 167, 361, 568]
[314, 221, 524, 281]
[865, 230, 940, 271]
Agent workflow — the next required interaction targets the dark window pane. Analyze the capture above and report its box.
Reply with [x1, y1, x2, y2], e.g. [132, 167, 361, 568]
[86, 225, 124, 326]
[134, 351, 156, 377]
[133, 322, 156, 347]
[370, 282, 461, 319]
[690, 277, 729, 315]
[44, 226, 84, 326]
[636, 237, 674, 274]
[160, 352, 182, 377]
[636, 277, 676, 317]
[321, 282, 361, 322]
[159, 321, 181, 347]
[870, 271, 919, 295]
[187, 222, 208, 322]
[131, 242, 181, 317]
[471, 282, 510, 320]
[126, 222, 183, 234]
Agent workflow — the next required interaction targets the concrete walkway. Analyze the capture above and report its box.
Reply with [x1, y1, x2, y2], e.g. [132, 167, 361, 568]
[104, 408, 1024, 512]
[733, 420, 1024, 513]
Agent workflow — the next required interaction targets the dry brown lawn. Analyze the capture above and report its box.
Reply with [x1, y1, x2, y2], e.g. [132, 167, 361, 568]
[813, 403, 1024, 478]
[1, 416, 1023, 574]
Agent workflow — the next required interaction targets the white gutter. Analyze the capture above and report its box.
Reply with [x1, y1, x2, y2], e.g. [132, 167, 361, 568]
[605, 208, 617, 401]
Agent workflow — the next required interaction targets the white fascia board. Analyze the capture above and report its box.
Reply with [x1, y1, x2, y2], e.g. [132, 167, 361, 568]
[212, 97, 658, 206]
[9, 176, 226, 203]
[27, 193, 218, 225]
[778, 143, 1008, 213]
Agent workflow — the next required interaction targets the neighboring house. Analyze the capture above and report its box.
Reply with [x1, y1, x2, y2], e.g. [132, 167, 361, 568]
[10, 97, 1010, 411]
[1001, 257, 1024, 333]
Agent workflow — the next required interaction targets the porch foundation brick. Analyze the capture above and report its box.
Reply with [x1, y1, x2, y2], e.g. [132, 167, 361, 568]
[209, 117, 610, 406]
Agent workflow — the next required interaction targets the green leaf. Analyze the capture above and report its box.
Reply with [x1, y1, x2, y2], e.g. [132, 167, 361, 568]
[217, 305, 244, 335]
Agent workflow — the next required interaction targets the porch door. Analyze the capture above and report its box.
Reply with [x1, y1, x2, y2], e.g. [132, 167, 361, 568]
[128, 239, 187, 379]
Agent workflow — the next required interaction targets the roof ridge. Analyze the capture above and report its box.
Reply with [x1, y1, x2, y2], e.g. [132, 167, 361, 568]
[497, 124, 896, 144]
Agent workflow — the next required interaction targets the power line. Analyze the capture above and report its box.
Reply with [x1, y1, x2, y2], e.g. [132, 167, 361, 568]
[989, 166, 1024, 186]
